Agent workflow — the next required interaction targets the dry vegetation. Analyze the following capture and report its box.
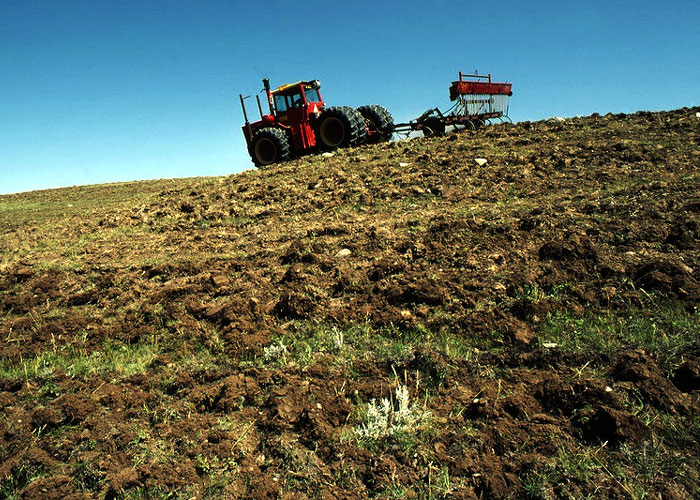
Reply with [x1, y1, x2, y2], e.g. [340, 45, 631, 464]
[1, 107, 699, 499]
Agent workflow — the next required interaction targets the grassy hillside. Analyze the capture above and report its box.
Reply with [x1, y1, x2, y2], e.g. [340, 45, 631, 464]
[1, 108, 699, 499]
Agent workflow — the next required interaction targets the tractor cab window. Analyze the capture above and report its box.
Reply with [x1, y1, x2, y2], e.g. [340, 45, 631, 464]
[288, 91, 305, 108]
[274, 94, 289, 113]
[304, 88, 321, 103]
[274, 91, 305, 113]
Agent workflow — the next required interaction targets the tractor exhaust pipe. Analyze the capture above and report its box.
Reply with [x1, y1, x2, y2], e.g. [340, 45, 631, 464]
[262, 78, 274, 117]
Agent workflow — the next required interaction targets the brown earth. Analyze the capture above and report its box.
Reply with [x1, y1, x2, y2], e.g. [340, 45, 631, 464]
[1, 107, 699, 499]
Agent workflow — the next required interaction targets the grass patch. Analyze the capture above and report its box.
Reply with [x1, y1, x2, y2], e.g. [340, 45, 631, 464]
[116, 485, 182, 500]
[0, 463, 45, 500]
[538, 301, 699, 369]
[256, 319, 492, 374]
[521, 445, 606, 500]
[614, 436, 689, 484]
[0, 337, 161, 380]
[73, 461, 105, 493]
[130, 427, 178, 467]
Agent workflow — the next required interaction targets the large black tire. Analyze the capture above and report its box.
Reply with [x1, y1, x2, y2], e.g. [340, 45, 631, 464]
[315, 106, 366, 150]
[250, 128, 292, 167]
[357, 104, 394, 143]
[340, 106, 368, 146]
[422, 116, 446, 137]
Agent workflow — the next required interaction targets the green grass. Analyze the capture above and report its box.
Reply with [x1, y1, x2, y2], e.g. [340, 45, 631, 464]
[520, 403, 699, 499]
[537, 301, 699, 369]
[0, 463, 45, 500]
[72, 461, 105, 493]
[375, 466, 458, 500]
[255, 319, 498, 378]
[117, 486, 179, 500]
[0, 336, 161, 380]
[521, 445, 606, 500]
[130, 427, 178, 467]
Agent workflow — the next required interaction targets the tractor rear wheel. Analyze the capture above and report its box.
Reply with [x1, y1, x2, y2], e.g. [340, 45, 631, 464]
[315, 106, 366, 150]
[357, 105, 394, 143]
[250, 128, 291, 167]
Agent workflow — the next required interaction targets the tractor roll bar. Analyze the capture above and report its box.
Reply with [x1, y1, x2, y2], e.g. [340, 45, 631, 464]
[239, 94, 253, 143]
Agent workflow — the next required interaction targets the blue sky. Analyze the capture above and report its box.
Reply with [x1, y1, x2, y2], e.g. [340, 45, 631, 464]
[1, 0, 698, 195]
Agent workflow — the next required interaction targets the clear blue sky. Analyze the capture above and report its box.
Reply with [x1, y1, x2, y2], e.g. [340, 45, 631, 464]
[1, 0, 698, 195]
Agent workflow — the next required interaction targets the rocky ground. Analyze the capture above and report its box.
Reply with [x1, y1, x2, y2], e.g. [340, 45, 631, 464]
[1, 107, 699, 499]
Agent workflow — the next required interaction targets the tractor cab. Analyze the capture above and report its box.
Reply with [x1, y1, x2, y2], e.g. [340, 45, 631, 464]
[269, 80, 324, 151]
[272, 80, 323, 116]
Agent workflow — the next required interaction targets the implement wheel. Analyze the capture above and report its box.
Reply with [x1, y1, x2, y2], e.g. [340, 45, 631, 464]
[250, 128, 291, 167]
[315, 106, 366, 150]
[422, 117, 445, 137]
[357, 105, 394, 143]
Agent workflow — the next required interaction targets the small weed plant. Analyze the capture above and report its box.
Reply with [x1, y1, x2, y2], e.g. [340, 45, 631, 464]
[263, 341, 288, 364]
[355, 384, 431, 440]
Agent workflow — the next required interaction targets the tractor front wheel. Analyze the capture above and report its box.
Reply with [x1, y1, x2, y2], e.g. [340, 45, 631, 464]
[250, 128, 292, 167]
[315, 106, 365, 150]
[357, 105, 394, 143]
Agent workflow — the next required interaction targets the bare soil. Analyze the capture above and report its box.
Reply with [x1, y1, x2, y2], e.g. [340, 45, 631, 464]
[1, 107, 699, 499]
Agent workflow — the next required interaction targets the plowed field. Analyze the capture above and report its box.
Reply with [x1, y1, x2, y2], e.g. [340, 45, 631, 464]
[1, 108, 699, 499]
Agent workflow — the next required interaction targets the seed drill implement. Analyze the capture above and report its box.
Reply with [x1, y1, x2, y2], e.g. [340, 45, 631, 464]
[393, 71, 513, 136]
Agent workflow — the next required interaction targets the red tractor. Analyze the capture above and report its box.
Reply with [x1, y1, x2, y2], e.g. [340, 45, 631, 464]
[240, 79, 394, 167]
